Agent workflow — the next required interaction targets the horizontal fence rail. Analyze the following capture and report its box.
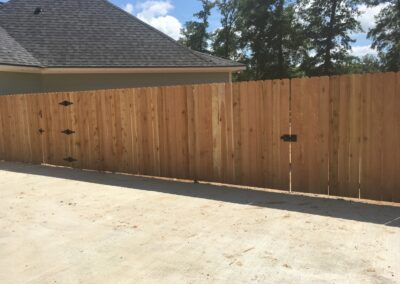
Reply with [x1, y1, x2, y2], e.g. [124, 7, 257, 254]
[0, 72, 399, 202]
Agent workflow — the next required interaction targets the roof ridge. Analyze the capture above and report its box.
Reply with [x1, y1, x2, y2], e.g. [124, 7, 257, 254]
[100, 0, 219, 66]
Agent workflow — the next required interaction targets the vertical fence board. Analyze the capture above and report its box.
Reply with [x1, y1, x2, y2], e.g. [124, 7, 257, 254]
[194, 84, 213, 181]
[174, 86, 189, 179]
[37, 94, 49, 164]
[317, 77, 330, 194]
[164, 86, 177, 178]
[361, 74, 383, 200]
[381, 72, 398, 202]
[43, 93, 60, 165]
[347, 75, 362, 198]
[7, 96, 18, 161]
[89, 91, 102, 170]
[109, 90, 119, 172]
[239, 81, 250, 185]
[68, 92, 82, 169]
[186, 85, 196, 180]
[292, 77, 329, 194]
[0, 96, 5, 160]
[276, 79, 290, 190]
[251, 81, 264, 187]
[1, 96, 12, 161]
[247, 81, 259, 186]
[78, 92, 91, 170]
[211, 84, 219, 180]
[231, 82, 242, 184]
[118, 89, 133, 173]
[291, 78, 305, 191]
[339, 75, 352, 196]
[25, 94, 43, 164]
[361, 73, 399, 202]
[112, 90, 124, 173]
[329, 75, 361, 198]
[211, 84, 222, 182]
[16, 96, 30, 163]
[157, 86, 168, 177]
[7, 96, 19, 161]
[329, 76, 340, 195]
[261, 80, 273, 187]
[395, 73, 400, 202]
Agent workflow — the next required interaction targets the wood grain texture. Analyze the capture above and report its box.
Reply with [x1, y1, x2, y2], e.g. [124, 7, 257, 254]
[291, 77, 329, 194]
[360, 73, 400, 202]
[329, 75, 361, 198]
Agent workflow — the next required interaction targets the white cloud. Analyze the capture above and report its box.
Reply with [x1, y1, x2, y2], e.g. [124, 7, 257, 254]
[136, 1, 173, 19]
[123, 3, 134, 14]
[124, 1, 182, 40]
[141, 15, 182, 40]
[357, 4, 387, 32]
[350, 45, 378, 57]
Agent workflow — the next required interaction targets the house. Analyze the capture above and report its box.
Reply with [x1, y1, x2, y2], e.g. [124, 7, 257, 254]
[0, 0, 245, 95]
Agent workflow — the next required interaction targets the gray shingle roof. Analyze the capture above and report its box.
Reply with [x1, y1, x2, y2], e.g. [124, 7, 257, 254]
[0, 26, 41, 66]
[0, 0, 244, 69]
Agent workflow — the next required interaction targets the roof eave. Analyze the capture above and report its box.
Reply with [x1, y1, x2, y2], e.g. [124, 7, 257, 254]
[0, 64, 246, 74]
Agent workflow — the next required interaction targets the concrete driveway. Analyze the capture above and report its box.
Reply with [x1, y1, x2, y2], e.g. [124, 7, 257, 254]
[0, 161, 399, 284]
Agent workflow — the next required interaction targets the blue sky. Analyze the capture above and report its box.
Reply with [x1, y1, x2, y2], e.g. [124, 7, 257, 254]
[3, 0, 386, 57]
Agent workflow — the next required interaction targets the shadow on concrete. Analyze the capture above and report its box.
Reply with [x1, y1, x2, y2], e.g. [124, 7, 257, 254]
[1, 161, 399, 227]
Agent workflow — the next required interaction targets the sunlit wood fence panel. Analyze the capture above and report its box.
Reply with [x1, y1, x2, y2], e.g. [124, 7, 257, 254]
[0, 72, 399, 202]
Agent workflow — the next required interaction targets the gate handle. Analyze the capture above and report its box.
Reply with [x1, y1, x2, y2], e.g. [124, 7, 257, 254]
[281, 134, 297, 142]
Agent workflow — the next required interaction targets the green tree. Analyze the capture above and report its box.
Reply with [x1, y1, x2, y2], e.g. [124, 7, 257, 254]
[367, 0, 400, 72]
[341, 54, 382, 73]
[298, 0, 363, 76]
[237, 0, 306, 80]
[179, 0, 215, 53]
[212, 0, 241, 60]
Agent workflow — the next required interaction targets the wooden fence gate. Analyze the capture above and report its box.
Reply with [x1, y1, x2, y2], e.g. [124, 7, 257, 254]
[291, 73, 400, 202]
[0, 73, 399, 202]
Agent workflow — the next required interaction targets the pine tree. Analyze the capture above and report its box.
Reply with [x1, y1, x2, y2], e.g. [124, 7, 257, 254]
[237, 0, 305, 80]
[298, 0, 363, 76]
[341, 54, 382, 73]
[179, 0, 215, 53]
[367, 0, 400, 72]
[212, 0, 240, 60]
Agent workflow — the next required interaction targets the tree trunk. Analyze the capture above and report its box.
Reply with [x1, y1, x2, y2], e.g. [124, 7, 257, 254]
[323, 0, 339, 75]
[277, 0, 285, 78]
[224, 24, 231, 58]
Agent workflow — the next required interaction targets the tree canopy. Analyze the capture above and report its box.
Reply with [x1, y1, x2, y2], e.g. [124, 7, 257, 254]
[367, 0, 400, 72]
[178, 0, 215, 53]
[178, 0, 397, 79]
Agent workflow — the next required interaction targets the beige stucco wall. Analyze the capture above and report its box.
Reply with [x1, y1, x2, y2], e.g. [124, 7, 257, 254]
[0, 71, 231, 95]
[0, 72, 42, 95]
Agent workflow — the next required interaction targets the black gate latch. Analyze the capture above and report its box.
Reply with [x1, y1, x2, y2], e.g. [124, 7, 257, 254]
[281, 134, 297, 142]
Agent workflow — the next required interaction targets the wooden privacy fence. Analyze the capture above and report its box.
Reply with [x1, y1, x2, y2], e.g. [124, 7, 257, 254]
[0, 72, 399, 202]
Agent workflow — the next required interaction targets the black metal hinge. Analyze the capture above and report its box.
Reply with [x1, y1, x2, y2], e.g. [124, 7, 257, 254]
[281, 134, 297, 142]
[59, 100, 73, 107]
[64, 157, 77, 163]
[61, 129, 75, 135]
